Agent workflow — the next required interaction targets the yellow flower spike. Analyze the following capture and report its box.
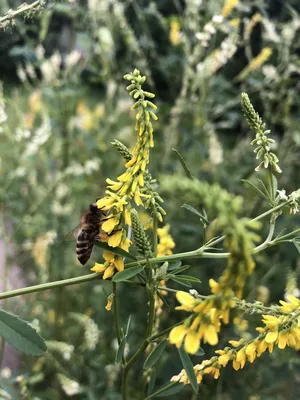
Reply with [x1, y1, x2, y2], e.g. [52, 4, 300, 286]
[184, 331, 200, 354]
[265, 330, 278, 344]
[277, 331, 288, 349]
[107, 230, 123, 247]
[114, 257, 124, 272]
[203, 325, 218, 346]
[103, 265, 115, 280]
[176, 291, 196, 309]
[169, 325, 187, 348]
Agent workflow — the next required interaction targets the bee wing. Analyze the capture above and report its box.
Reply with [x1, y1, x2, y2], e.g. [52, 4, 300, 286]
[65, 223, 84, 241]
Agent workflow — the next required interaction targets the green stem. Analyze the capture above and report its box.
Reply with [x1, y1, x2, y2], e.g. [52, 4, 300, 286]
[113, 282, 121, 344]
[153, 216, 158, 257]
[122, 261, 156, 399]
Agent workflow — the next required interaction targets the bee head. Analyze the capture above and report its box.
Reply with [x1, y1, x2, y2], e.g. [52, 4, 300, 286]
[89, 203, 98, 213]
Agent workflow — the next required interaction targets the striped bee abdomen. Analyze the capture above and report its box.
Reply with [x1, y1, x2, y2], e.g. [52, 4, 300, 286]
[76, 228, 98, 265]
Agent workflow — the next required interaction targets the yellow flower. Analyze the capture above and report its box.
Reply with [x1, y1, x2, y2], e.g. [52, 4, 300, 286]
[236, 348, 246, 368]
[169, 20, 181, 46]
[221, 0, 239, 17]
[91, 262, 106, 273]
[203, 325, 218, 346]
[102, 216, 120, 233]
[169, 325, 187, 348]
[185, 331, 200, 354]
[175, 291, 196, 311]
[218, 353, 230, 367]
[105, 295, 113, 311]
[262, 315, 281, 330]
[107, 230, 122, 247]
[103, 265, 115, 279]
[265, 330, 278, 344]
[277, 331, 288, 349]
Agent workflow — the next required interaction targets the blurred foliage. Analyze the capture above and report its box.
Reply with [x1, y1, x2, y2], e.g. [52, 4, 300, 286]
[0, 0, 299, 399]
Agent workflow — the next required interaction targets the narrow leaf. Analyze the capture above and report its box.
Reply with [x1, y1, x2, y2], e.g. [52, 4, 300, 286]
[172, 148, 193, 180]
[172, 265, 192, 275]
[112, 266, 144, 282]
[293, 240, 300, 255]
[182, 203, 208, 222]
[178, 346, 198, 394]
[144, 340, 168, 369]
[147, 368, 156, 395]
[173, 275, 201, 283]
[167, 261, 182, 271]
[94, 241, 137, 261]
[115, 335, 127, 363]
[242, 179, 269, 201]
[157, 382, 185, 396]
[125, 315, 132, 336]
[156, 291, 170, 311]
[0, 310, 47, 356]
[171, 278, 191, 288]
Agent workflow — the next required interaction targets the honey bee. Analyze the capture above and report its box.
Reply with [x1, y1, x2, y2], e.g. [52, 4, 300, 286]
[73, 201, 106, 265]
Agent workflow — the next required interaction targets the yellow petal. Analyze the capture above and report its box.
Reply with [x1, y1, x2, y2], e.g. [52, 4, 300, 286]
[124, 208, 132, 226]
[169, 325, 187, 347]
[103, 251, 115, 261]
[90, 262, 106, 273]
[184, 331, 200, 354]
[108, 230, 122, 247]
[114, 257, 124, 272]
[103, 265, 115, 280]
[105, 298, 113, 311]
[203, 325, 218, 346]
[277, 331, 287, 349]
[245, 342, 256, 356]
[265, 330, 278, 344]
[102, 217, 119, 233]
[176, 291, 195, 308]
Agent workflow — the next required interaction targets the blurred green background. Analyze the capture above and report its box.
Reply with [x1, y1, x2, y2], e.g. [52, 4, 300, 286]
[0, 0, 300, 398]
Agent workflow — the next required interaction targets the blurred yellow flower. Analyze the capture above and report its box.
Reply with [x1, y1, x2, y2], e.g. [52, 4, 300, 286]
[221, 0, 239, 17]
[169, 20, 181, 46]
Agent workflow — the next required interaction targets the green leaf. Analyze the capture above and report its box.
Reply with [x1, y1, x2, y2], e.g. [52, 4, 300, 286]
[172, 275, 201, 283]
[144, 340, 167, 369]
[171, 278, 191, 288]
[147, 368, 156, 395]
[94, 241, 137, 261]
[115, 335, 127, 363]
[0, 310, 47, 356]
[172, 265, 192, 275]
[112, 266, 144, 282]
[172, 149, 193, 180]
[167, 261, 182, 271]
[157, 382, 185, 396]
[182, 203, 209, 224]
[125, 315, 132, 336]
[242, 179, 269, 201]
[293, 240, 300, 254]
[178, 346, 198, 394]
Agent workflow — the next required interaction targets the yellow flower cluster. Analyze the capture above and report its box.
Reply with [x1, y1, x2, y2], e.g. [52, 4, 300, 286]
[91, 70, 158, 277]
[238, 47, 272, 80]
[169, 20, 181, 46]
[171, 296, 300, 385]
[91, 249, 127, 279]
[76, 101, 104, 131]
[169, 290, 234, 354]
[157, 224, 175, 256]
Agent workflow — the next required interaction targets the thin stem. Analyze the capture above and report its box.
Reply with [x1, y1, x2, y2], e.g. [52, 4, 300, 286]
[153, 216, 158, 257]
[0, 0, 44, 23]
[113, 282, 121, 344]
[122, 260, 156, 399]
